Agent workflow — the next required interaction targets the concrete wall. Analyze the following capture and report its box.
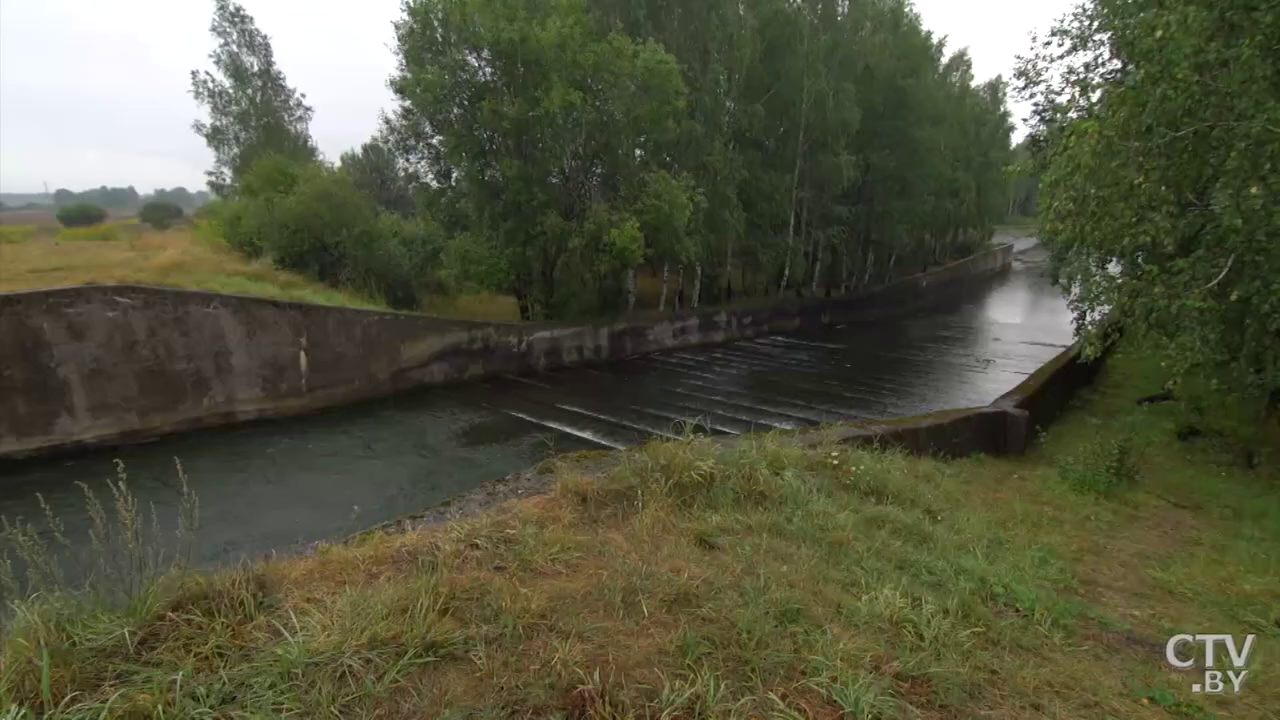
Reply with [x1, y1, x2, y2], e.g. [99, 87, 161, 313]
[0, 244, 1011, 459]
[820, 337, 1110, 460]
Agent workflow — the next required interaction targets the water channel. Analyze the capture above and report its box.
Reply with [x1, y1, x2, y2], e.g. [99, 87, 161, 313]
[0, 238, 1075, 566]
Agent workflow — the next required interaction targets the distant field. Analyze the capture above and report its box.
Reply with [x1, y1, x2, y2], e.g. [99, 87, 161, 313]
[0, 207, 135, 226]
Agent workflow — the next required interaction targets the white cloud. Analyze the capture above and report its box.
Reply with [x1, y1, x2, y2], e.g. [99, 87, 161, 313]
[0, 0, 1072, 193]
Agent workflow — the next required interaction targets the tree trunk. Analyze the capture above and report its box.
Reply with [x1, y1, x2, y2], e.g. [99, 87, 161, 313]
[808, 203, 820, 295]
[675, 264, 685, 311]
[864, 248, 875, 286]
[724, 238, 734, 303]
[515, 289, 532, 321]
[692, 262, 702, 309]
[778, 25, 810, 296]
[811, 243, 822, 295]
[659, 262, 670, 312]
[779, 137, 805, 294]
[625, 267, 637, 313]
[885, 251, 897, 284]
[840, 247, 849, 294]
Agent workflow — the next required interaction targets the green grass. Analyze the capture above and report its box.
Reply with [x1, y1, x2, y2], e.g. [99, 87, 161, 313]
[0, 225, 41, 244]
[1, 343, 1277, 718]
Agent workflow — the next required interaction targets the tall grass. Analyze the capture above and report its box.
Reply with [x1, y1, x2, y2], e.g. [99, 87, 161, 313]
[0, 225, 40, 245]
[54, 223, 142, 243]
[0, 459, 199, 627]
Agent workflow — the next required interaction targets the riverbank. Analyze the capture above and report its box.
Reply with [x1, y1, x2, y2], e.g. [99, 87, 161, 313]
[3, 342, 1277, 718]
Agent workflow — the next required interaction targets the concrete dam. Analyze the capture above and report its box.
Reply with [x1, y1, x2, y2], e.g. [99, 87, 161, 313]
[0, 239, 1074, 566]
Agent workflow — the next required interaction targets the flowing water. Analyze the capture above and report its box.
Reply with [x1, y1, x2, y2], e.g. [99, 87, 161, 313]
[0, 238, 1073, 567]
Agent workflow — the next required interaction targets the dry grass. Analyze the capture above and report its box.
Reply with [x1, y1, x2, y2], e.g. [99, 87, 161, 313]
[1, 344, 1277, 718]
[0, 223, 381, 309]
[0, 221, 528, 321]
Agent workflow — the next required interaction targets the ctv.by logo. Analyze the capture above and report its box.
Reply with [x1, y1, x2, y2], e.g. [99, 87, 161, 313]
[1165, 634, 1256, 694]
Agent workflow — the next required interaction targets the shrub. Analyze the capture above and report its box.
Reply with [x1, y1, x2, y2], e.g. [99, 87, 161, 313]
[139, 200, 185, 230]
[1056, 431, 1139, 495]
[55, 203, 108, 228]
[218, 156, 446, 310]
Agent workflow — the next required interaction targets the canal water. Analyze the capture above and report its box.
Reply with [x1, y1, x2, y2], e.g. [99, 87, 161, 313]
[0, 239, 1074, 567]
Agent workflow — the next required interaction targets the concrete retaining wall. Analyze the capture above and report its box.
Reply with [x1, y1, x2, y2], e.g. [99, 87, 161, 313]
[823, 338, 1108, 459]
[0, 245, 1012, 459]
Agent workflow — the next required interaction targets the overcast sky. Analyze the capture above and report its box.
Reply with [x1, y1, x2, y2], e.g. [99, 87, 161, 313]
[0, 0, 1074, 194]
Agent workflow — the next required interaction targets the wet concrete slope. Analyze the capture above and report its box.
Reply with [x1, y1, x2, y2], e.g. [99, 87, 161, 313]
[0, 241, 1072, 566]
[476, 249, 1071, 447]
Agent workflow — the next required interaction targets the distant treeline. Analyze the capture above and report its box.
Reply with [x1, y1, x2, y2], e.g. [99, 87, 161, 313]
[47, 186, 212, 212]
[0, 188, 214, 213]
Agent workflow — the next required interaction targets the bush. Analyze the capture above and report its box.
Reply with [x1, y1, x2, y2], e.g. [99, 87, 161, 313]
[55, 203, 108, 228]
[218, 156, 446, 310]
[1056, 431, 1139, 496]
[139, 200, 185, 230]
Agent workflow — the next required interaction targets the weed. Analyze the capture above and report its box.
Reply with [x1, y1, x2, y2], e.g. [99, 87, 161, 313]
[1056, 427, 1140, 495]
[0, 458, 199, 625]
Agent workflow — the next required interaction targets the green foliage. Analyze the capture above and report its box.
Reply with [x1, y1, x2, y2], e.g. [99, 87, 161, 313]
[187, 0, 1016, 319]
[1055, 428, 1139, 496]
[215, 157, 445, 310]
[138, 200, 185, 230]
[1007, 139, 1039, 219]
[390, 0, 691, 319]
[54, 203, 108, 228]
[1017, 0, 1280, 394]
[386, 0, 1015, 319]
[190, 0, 317, 196]
[339, 139, 416, 216]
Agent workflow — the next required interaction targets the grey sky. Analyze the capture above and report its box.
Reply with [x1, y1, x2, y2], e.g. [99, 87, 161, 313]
[0, 0, 1072, 193]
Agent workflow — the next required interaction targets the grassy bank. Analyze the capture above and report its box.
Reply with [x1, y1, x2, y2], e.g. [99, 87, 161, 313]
[2, 344, 1277, 718]
[0, 223, 380, 309]
[0, 224, 518, 319]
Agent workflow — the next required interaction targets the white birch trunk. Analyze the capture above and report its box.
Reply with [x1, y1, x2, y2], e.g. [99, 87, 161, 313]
[659, 262, 670, 312]
[625, 267, 637, 312]
[692, 263, 702, 309]
[778, 23, 810, 296]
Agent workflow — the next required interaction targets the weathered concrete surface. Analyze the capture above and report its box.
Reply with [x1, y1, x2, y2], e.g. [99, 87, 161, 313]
[0, 245, 1011, 460]
[824, 336, 1111, 461]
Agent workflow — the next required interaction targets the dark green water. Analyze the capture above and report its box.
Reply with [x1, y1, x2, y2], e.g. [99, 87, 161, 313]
[0, 239, 1073, 567]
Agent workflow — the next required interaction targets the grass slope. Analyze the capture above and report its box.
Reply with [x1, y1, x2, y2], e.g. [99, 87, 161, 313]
[1, 344, 1277, 718]
[0, 223, 380, 309]
[0, 222, 521, 321]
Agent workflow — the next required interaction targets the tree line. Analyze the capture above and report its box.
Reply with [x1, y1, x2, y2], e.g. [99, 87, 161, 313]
[49, 186, 212, 212]
[194, 0, 1016, 319]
